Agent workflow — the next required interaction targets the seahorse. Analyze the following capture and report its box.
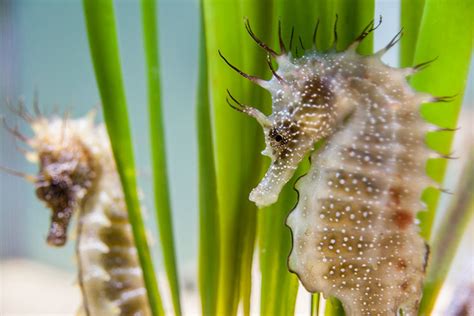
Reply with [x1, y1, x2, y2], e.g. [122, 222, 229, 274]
[221, 19, 443, 315]
[20, 112, 151, 316]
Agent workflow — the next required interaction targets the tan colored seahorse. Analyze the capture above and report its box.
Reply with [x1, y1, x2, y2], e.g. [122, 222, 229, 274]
[25, 113, 151, 316]
[221, 19, 446, 315]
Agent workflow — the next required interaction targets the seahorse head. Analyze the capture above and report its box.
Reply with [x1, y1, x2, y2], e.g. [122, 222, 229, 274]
[28, 115, 97, 246]
[220, 20, 370, 207]
[227, 52, 355, 207]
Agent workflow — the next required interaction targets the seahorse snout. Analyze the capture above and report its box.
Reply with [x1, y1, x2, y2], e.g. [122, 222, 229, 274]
[249, 160, 297, 208]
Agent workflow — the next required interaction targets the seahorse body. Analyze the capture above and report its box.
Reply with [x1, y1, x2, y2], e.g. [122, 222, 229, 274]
[28, 114, 151, 316]
[285, 53, 431, 315]
[225, 24, 435, 315]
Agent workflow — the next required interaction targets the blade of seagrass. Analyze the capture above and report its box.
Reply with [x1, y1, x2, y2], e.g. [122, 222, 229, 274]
[407, 0, 473, 314]
[202, 1, 266, 315]
[409, 0, 473, 241]
[140, 1, 182, 315]
[399, 0, 425, 67]
[82, 1, 164, 315]
[196, 1, 220, 315]
[313, 0, 337, 52]
[334, 0, 375, 53]
[238, 2, 276, 315]
[420, 149, 474, 314]
[311, 293, 321, 316]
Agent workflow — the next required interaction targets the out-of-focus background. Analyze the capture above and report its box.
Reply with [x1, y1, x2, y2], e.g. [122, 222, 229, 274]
[0, 0, 472, 315]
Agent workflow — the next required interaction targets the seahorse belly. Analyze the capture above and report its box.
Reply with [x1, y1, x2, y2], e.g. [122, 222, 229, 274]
[287, 58, 430, 315]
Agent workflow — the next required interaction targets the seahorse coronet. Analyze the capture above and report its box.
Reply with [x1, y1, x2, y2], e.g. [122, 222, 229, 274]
[229, 24, 434, 315]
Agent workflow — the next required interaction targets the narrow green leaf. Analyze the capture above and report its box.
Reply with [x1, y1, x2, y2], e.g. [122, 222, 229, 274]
[279, 267, 300, 316]
[82, 1, 163, 315]
[400, 0, 425, 67]
[206, 5, 245, 310]
[314, 0, 337, 51]
[238, 3, 277, 315]
[324, 298, 345, 316]
[335, 0, 375, 54]
[277, 0, 318, 43]
[409, 0, 473, 240]
[140, 1, 181, 315]
[202, 1, 269, 314]
[311, 293, 320, 316]
[196, 2, 220, 315]
[419, 151, 474, 315]
[258, 171, 301, 316]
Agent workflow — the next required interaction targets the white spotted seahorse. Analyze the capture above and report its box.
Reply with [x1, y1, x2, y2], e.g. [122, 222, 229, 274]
[221, 19, 446, 315]
[22, 113, 151, 316]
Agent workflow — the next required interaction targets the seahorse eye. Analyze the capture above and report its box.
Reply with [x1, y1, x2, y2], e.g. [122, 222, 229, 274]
[275, 134, 283, 142]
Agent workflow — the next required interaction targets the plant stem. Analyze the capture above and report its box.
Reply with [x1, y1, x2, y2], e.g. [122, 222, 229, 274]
[419, 150, 474, 315]
[399, 0, 425, 67]
[324, 297, 345, 316]
[196, 1, 219, 315]
[140, 1, 182, 315]
[311, 293, 320, 316]
[82, 1, 164, 315]
[410, 0, 473, 240]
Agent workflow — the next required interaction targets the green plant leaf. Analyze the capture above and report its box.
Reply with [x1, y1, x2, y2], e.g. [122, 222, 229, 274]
[400, 0, 425, 67]
[408, 0, 473, 240]
[311, 290, 320, 316]
[258, 170, 303, 316]
[196, 2, 220, 315]
[335, 0, 375, 54]
[82, 1, 164, 315]
[402, 0, 473, 313]
[140, 0, 181, 315]
[313, 0, 336, 51]
[420, 150, 474, 314]
[324, 297, 345, 316]
[203, 3, 244, 312]
[237, 3, 278, 315]
[202, 1, 271, 314]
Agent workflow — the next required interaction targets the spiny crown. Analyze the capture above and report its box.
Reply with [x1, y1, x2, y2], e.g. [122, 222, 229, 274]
[221, 18, 386, 207]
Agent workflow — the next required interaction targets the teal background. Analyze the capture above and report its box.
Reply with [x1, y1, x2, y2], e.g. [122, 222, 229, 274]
[0, 0, 200, 270]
